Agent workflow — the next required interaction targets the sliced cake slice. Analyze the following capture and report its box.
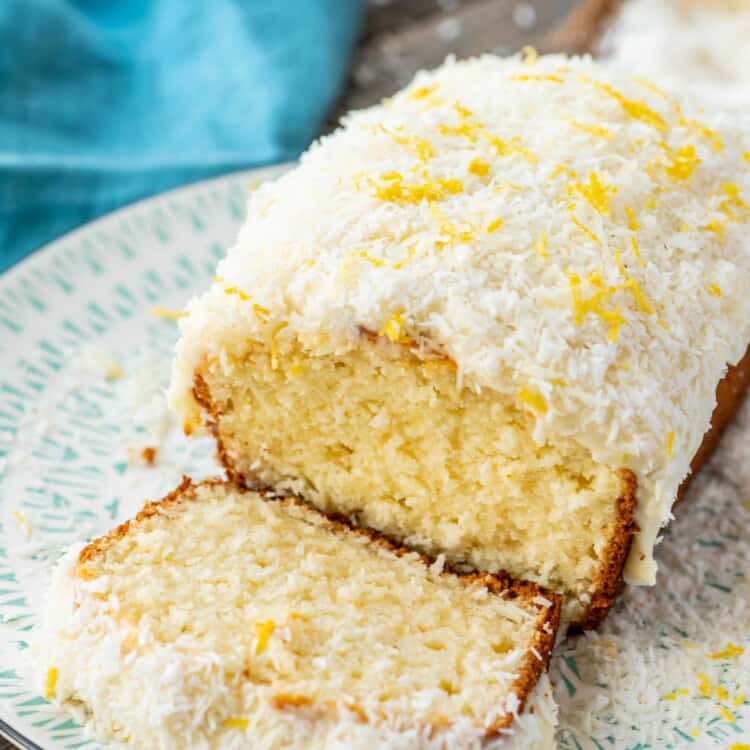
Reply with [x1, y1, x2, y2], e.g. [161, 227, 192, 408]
[35, 478, 560, 750]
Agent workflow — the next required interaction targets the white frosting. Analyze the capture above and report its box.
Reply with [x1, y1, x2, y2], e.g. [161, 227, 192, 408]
[169, 53, 750, 585]
[602, 0, 750, 113]
[33, 543, 557, 750]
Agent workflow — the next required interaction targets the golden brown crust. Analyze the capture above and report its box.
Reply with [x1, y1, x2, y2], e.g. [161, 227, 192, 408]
[76, 476, 560, 738]
[676, 345, 750, 503]
[192, 367, 244, 485]
[78, 475, 194, 569]
[573, 468, 638, 631]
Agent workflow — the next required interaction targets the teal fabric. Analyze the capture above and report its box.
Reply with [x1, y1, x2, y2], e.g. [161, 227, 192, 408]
[0, 0, 364, 271]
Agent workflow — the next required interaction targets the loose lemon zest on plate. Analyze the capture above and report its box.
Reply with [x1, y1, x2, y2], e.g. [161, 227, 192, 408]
[663, 688, 689, 700]
[709, 643, 744, 659]
[151, 305, 187, 320]
[45, 667, 59, 700]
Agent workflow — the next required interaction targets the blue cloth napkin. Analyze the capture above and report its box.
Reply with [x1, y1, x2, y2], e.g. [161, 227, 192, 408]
[0, 0, 363, 271]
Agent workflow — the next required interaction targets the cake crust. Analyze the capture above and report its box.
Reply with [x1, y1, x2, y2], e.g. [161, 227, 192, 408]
[76, 476, 561, 737]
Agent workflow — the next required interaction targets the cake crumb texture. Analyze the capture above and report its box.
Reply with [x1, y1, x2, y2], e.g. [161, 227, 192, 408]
[35, 479, 560, 750]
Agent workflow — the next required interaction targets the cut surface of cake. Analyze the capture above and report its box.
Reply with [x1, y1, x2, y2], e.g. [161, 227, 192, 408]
[35, 478, 560, 750]
[169, 53, 750, 626]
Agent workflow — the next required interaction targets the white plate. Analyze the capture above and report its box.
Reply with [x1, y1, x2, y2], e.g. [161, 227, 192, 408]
[0, 166, 748, 750]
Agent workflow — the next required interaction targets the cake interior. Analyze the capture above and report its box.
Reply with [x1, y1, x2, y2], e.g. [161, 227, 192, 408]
[76, 482, 544, 731]
[196, 336, 630, 623]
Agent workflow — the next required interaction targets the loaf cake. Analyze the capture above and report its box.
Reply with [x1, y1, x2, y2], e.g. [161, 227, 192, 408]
[34, 478, 560, 750]
[599, 0, 750, 113]
[169, 53, 750, 627]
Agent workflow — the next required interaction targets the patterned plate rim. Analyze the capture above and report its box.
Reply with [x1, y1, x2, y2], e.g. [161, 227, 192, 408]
[0, 162, 292, 750]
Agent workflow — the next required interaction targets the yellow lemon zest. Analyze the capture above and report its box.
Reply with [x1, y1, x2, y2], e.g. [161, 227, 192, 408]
[468, 157, 491, 177]
[676, 107, 725, 151]
[570, 172, 616, 216]
[253, 303, 270, 321]
[569, 213, 602, 246]
[440, 121, 479, 140]
[690, 727, 700, 738]
[45, 667, 58, 700]
[486, 218, 504, 233]
[371, 172, 463, 204]
[666, 431, 675, 460]
[588, 78, 667, 132]
[358, 251, 386, 268]
[630, 235, 645, 267]
[632, 76, 670, 100]
[391, 245, 417, 270]
[730, 744, 750, 750]
[379, 125, 434, 162]
[380, 313, 411, 344]
[698, 672, 713, 698]
[151, 305, 187, 320]
[225, 718, 249, 730]
[551, 164, 578, 180]
[431, 204, 473, 246]
[732, 693, 746, 706]
[221, 286, 248, 301]
[255, 620, 276, 655]
[718, 182, 749, 221]
[663, 688, 689, 700]
[568, 272, 625, 341]
[718, 706, 735, 724]
[569, 121, 614, 139]
[703, 217, 727, 243]
[522, 46, 538, 65]
[510, 73, 564, 83]
[663, 143, 701, 182]
[614, 248, 654, 315]
[709, 643, 745, 659]
[494, 181, 523, 192]
[534, 231, 548, 260]
[409, 83, 439, 101]
[708, 283, 722, 297]
[12, 510, 32, 538]
[517, 387, 547, 414]
[625, 206, 640, 231]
